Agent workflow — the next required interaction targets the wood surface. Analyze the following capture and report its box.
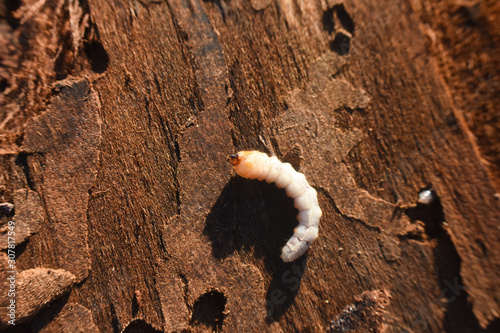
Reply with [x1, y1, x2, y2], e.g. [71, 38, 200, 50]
[0, 0, 499, 332]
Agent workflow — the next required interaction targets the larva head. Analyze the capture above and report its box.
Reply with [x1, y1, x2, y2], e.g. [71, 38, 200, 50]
[228, 151, 260, 179]
[228, 153, 243, 166]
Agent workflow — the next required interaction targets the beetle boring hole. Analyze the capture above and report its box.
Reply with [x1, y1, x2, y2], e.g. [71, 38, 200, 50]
[85, 40, 109, 73]
[334, 4, 355, 34]
[330, 32, 351, 55]
[190, 290, 227, 331]
[322, 7, 336, 34]
[122, 319, 162, 333]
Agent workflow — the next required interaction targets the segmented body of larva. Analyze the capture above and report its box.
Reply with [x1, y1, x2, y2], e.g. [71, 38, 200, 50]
[228, 150, 322, 262]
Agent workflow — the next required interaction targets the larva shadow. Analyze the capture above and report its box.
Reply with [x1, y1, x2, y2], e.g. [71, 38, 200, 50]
[205, 177, 297, 260]
[204, 177, 306, 321]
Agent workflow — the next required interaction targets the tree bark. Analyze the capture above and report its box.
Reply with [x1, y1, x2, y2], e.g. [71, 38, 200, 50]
[0, 0, 499, 332]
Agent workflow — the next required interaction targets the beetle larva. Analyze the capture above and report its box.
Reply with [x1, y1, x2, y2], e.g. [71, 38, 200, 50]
[228, 150, 322, 262]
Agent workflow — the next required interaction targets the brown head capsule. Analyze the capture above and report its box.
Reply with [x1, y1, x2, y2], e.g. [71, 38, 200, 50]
[228, 153, 242, 166]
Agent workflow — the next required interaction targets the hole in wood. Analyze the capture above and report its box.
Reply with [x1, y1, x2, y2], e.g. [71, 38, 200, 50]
[122, 319, 162, 333]
[330, 32, 351, 55]
[190, 290, 227, 331]
[335, 4, 355, 34]
[322, 7, 336, 34]
[84, 40, 109, 74]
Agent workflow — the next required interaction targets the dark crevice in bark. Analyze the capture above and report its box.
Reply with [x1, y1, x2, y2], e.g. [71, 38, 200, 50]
[179, 272, 191, 311]
[14, 153, 36, 192]
[110, 302, 121, 333]
[405, 189, 489, 333]
[28, 293, 71, 332]
[84, 39, 109, 74]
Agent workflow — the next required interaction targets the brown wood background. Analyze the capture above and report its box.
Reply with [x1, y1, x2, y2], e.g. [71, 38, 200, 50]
[0, 0, 499, 332]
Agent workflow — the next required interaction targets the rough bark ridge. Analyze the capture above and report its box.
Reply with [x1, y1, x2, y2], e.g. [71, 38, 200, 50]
[0, 0, 499, 332]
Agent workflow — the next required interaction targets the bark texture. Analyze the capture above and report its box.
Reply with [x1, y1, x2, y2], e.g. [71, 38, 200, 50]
[0, 0, 499, 332]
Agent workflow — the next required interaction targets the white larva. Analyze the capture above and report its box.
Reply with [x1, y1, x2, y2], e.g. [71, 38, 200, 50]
[418, 189, 435, 205]
[228, 150, 322, 262]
